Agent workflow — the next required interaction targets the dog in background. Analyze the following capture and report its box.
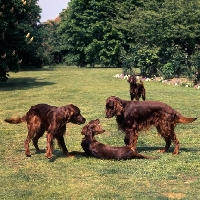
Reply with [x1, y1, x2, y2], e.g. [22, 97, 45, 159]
[127, 75, 145, 101]
[4, 103, 86, 159]
[81, 119, 152, 159]
[105, 96, 197, 155]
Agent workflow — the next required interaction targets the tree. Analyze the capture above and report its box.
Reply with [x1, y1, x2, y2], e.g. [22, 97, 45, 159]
[0, 0, 42, 81]
[36, 18, 64, 66]
[59, 0, 129, 67]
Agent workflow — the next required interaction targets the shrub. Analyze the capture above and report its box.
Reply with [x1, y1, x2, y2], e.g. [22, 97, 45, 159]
[161, 62, 175, 79]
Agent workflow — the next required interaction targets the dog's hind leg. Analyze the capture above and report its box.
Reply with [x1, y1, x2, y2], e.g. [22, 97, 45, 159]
[172, 133, 180, 155]
[25, 115, 42, 156]
[24, 132, 32, 157]
[158, 136, 172, 153]
[156, 123, 179, 154]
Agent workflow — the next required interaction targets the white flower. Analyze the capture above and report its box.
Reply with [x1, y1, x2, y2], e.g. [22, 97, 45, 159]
[17, 59, 22, 64]
[10, 7, 14, 13]
[26, 33, 30, 38]
[1, 53, 6, 59]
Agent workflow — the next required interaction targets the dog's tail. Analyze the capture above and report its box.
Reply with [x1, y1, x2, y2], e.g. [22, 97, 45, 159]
[4, 116, 26, 124]
[176, 115, 197, 124]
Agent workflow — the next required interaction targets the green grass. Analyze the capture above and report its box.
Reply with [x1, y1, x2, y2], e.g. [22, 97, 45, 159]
[0, 65, 200, 199]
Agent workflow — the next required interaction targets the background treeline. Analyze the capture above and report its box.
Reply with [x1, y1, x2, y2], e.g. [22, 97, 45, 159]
[1, 0, 200, 82]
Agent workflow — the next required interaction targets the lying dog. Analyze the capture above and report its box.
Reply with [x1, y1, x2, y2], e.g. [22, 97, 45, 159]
[105, 96, 197, 155]
[127, 75, 145, 101]
[4, 103, 86, 158]
[81, 119, 152, 159]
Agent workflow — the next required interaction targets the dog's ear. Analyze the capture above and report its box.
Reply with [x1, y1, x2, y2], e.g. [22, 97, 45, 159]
[81, 124, 88, 135]
[81, 123, 94, 136]
[114, 100, 123, 116]
[63, 105, 72, 117]
[94, 119, 100, 124]
[64, 104, 77, 121]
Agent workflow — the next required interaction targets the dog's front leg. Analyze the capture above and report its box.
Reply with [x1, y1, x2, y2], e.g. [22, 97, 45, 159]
[130, 93, 135, 101]
[124, 129, 138, 151]
[130, 130, 138, 152]
[55, 135, 68, 156]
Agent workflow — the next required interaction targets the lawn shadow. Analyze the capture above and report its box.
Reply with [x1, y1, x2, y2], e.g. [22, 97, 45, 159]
[137, 146, 164, 152]
[0, 77, 55, 91]
[17, 148, 46, 156]
[137, 146, 199, 154]
[47, 151, 89, 162]
[17, 146, 199, 162]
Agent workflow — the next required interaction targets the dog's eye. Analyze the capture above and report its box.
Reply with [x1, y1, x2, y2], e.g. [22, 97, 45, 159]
[106, 105, 114, 109]
[73, 112, 80, 117]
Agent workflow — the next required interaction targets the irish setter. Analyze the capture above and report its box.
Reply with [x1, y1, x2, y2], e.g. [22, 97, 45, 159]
[127, 75, 145, 101]
[4, 103, 86, 159]
[105, 96, 197, 155]
[81, 119, 152, 159]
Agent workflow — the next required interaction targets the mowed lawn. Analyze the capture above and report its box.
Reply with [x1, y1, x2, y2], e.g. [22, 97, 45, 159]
[0, 66, 200, 200]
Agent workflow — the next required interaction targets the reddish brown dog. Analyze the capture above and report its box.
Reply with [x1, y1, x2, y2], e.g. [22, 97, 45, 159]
[5, 103, 86, 158]
[127, 75, 145, 101]
[105, 96, 196, 155]
[81, 119, 152, 159]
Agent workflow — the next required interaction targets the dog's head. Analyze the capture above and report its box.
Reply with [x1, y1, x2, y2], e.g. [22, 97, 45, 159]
[65, 104, 86, 125]
[105, 96, 123, 118]
[127, 75, 137, 84]
[81, 119, 105, 137]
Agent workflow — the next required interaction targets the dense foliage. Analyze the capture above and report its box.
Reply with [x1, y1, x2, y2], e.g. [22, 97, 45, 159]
[58, 0, 200, 81]
[1, 0, 200, 82]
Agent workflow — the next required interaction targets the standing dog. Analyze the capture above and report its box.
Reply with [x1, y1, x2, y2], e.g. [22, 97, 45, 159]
[81, 119, 152, 159]
[4, 103, 86, 158]
[127, 75, 145, 101]
[105, 96, 196, 155]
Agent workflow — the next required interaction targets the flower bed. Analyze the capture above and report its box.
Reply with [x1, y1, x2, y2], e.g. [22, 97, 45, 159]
[113, 74, 200, 89]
